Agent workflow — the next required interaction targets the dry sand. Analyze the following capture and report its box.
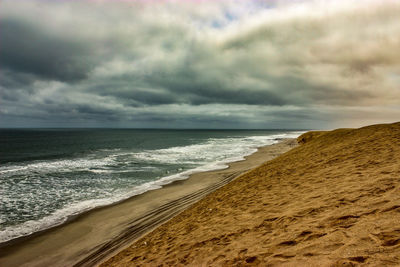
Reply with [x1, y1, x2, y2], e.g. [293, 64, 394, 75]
[0, 138, 296, 267]
[102, 122, 400, 266]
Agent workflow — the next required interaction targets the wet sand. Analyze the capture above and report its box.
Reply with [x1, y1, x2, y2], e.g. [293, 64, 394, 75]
[0, 139, 297, 267]
[103, 122, 400, 266]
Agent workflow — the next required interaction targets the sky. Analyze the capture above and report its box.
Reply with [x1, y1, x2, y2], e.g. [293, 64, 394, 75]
[1, 0, 400, 129]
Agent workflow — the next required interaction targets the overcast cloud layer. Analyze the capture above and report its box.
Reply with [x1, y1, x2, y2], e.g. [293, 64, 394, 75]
[1, 0, 400, 129]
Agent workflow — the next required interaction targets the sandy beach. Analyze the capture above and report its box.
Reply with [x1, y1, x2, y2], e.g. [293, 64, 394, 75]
[0, 139, 296, 267]
[102, 122, 400, 266]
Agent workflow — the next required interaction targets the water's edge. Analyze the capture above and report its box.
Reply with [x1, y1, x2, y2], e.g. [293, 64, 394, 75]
[0, 134, 302, 246]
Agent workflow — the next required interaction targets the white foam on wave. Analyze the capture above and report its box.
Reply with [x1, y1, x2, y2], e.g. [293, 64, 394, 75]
[0, 157, 117, 177]
[0, 178, 170, 243]
[131, 132, 302, 165]
[0, 131, 304, 243]
[150, 132, 304, 186]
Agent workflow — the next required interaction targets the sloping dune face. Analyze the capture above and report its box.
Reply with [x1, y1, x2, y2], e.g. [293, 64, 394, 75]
[103, 122, 400, 266]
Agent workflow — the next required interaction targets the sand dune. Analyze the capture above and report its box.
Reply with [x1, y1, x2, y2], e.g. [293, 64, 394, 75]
[102, 122, 400, 266]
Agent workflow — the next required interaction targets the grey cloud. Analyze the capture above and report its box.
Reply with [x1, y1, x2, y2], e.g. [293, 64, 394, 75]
[0, 69, 37, 91]
[1, 0, 399, 128]
[0, 18, 94, 82]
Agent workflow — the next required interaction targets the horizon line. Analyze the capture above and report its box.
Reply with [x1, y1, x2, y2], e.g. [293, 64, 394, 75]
[0, 127, 311, 131]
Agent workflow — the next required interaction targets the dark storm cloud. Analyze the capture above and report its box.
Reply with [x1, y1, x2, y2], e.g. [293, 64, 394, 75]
[144, 68, 288, 106]
[0, 18, 94, 82]
[1, 0, 400, 128]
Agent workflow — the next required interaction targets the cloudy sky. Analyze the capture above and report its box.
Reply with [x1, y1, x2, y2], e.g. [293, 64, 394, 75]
[1, 0, 399, 129]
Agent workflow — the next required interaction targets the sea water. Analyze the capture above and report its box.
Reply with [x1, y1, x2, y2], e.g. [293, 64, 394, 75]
[0, 129, 302, 243]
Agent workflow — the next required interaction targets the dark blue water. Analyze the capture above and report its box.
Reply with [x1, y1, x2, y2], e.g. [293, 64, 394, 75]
[0, 129, 302, 243]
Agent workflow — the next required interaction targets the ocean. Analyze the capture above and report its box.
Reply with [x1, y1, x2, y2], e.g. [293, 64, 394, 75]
[0, 129, 302, 243]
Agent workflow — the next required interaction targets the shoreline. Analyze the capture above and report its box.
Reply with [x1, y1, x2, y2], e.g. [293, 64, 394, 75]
[0, 138, 297, 267]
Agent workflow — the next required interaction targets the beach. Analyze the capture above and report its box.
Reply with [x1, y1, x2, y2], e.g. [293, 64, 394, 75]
[0, 138, 297, 267]
[3, 0, 400, 265]
[102, 122, 400, 266]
